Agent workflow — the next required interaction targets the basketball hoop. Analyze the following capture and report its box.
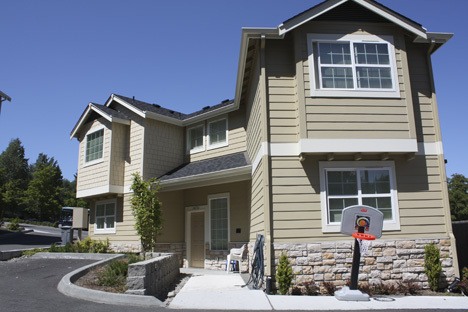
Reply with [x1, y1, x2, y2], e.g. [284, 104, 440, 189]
[352, 232, 375, 256]
[352, 232, 376, 241]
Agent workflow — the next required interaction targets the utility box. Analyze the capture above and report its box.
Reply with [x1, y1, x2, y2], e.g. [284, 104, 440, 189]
[72, 207, 89, 229]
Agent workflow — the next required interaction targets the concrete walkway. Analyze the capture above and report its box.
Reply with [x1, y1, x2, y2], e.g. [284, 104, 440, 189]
[168, 269, 468, 310]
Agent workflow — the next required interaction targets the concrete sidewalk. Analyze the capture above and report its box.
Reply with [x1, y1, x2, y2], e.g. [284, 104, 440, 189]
[168, 269, 468, 310]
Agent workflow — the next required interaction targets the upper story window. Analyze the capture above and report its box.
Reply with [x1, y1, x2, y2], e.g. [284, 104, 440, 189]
[319, 161, 400, 233]
[85, 128, 104, 163]
[208, 118, 228, 149]
[308, 34, 400, 98]
[187, 124, 205, 154]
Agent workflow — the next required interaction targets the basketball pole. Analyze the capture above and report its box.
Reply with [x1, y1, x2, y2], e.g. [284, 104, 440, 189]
[350, 226, 365, 290]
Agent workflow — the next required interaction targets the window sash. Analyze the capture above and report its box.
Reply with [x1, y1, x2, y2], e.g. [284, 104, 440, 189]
[188, 125, 204, 151]
[95, 202, 115, 230]
[210, 197, 228, 251]
[316, 41, 394, 91]
[208, 119, 227, 147]
[325, 168, 393, 224]
[85, 129, 104, 163]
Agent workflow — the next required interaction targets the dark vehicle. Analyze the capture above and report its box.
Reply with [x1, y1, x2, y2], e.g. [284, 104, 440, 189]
[58, 207, 73, 227]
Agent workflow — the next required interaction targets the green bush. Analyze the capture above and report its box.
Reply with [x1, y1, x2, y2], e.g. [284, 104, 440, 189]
[7, 218, 20, 231]
[49, 238, 110, 253]
[276, 253, 293, 295]
[424, 243, 442, 292]
[97, 259, 129, 291]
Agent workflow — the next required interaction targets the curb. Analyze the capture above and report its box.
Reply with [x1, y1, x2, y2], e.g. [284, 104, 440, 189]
[32, 253, 164, 308]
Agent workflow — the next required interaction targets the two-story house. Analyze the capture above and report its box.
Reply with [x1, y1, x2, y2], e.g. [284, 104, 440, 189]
[71, 0, 458, 288]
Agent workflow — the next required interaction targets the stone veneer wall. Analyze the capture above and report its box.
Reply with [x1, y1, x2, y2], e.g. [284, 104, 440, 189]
[154, 242, 186, 267]
[273, 238, 456, 290]
[126, 253, 180, 299]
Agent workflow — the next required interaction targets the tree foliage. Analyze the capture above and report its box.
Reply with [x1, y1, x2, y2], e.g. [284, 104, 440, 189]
[130, 172, 162, 252]
[448, 173, 468, 221]
[23, 153, 63, 221]
[0, 139, 30, 218]
[0, 138, 84, 221]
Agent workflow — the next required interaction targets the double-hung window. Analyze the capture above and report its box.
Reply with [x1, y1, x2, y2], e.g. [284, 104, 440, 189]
[85, 128, 104, 164]
[208, 118, 228, 149]
[95, 200, 116, 233]
[209, 195, 229, 251]
[308, 34, 399, 98]
[187, 124, 205, 153]
[319, 161, 400, 232]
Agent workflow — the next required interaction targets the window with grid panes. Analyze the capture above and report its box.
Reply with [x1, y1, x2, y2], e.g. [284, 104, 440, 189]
[95, 201, 116, 232]
[210, 197, 228, 250]
[85, 129, 104, 163]
[208, 119, 227, 148]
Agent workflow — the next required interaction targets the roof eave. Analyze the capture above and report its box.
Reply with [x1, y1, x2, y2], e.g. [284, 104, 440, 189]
[159, 165, 251, 192]
[278, 0, 427, 39]
[413, 32, 453, 53]
[233, 27, 282, 110]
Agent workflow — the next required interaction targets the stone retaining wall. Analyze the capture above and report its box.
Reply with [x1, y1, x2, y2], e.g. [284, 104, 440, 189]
[273, 238, 456, 290]
[126, 253, 180, 299]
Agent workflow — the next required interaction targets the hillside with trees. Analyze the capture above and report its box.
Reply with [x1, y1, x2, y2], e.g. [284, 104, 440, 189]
[0, 138, 87, 223]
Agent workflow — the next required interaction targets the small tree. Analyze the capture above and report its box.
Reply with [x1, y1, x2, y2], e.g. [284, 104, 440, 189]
[424, 243, 442, 291]
[276, 253, 293, 295]
[130, 172, 162, 252]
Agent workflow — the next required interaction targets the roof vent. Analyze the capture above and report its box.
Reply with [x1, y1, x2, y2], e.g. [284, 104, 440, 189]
[221, 99, 230, 103]
[202, 106, 210, 110]
[152, 103, 161, 108]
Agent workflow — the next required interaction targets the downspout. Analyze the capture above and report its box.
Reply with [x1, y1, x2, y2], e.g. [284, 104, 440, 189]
[260, 34, 274, 279]
[426, 39, 460, 278]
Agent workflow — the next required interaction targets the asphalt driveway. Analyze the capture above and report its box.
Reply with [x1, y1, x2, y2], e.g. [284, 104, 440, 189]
[0, 257, 160, 312]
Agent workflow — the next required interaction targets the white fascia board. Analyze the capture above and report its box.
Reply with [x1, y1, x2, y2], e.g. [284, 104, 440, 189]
[233, 28, 280, 110]
[278, 0, 345, 35]
[70, 104, 93, 139]
[76, 184, 124, 198]
[182, 104, 237, 126]
[90, 105, 131, 126]
[110, 94, 146, 118]
[144, 111, 183, 126]
[159, 165, 252, 191]
[417, 142, 444, 156]
[354, 0, 427, 39]
[299, 139, 418, 153]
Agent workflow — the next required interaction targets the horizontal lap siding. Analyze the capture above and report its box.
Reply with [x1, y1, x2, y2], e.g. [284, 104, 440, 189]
[298, 23, 412, 140]
[77, 118, 111, 193]
[124, 119, 144, 189]
[407, 41, 437, 143]
[266, 38, 298, 143]
[270, 155, 449, 243]
[271, 157, 324, 241]
[250, 161, 265, 240]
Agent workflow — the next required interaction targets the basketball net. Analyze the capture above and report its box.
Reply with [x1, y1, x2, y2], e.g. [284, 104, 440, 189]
[357, 239, 371, 255]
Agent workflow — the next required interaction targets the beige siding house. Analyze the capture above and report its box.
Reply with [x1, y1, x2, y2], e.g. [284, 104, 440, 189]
[71, 0, 458, 288]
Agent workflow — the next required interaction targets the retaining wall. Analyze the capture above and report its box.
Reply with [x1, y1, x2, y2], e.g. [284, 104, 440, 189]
[126, 253, 180, 298]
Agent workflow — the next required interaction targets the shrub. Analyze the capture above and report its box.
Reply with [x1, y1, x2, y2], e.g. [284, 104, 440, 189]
[48, 238, 110, 253]
[97, 259, 128, 290]
[7, 218, 20, 231]
[322, 281, 336, 295]
[276, 253, 293, 295]
[424, 243, 442, 291]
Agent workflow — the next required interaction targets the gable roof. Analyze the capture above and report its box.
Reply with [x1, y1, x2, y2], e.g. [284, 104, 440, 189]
[234, 0, 452, 109]
[70, 103, 130, 139]
[71, 94, 235, 139]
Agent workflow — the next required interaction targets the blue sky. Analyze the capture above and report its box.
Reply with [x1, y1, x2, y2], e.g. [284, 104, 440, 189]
[0, 0, 466, 180]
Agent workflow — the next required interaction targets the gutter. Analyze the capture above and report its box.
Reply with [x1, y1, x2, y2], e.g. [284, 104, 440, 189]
[159, 165, 251, 191]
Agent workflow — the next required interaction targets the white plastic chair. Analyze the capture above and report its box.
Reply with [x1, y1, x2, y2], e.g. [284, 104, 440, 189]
[226, 244, 246, 273]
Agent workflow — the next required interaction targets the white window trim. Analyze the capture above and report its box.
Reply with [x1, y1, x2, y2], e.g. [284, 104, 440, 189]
[83, 125, 105, 167]
[207, 118, 228, 150]
[208, 193, 230, 251]
[94, 198, 116, 234]
[187, 124, 205, 154]
[319, 161, 401, 233]
[307, 33, 400, 98]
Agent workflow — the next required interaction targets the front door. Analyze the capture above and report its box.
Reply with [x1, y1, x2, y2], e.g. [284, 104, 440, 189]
[190, 211, 205, 268]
